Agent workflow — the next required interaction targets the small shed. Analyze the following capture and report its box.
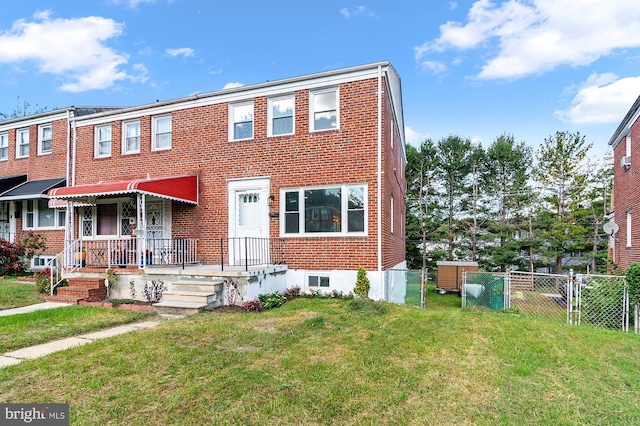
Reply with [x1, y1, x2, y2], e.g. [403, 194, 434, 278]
[436, 261, 479, 292]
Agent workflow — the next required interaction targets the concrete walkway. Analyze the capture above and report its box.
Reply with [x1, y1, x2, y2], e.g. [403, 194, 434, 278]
[0, 319, 163, 368]
[0, 302, 72, 317]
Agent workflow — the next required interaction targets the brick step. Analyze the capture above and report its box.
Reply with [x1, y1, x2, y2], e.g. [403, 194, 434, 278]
[57, 286, 107, 300]
[44, 295, 84, 304]
[66, 278, 106, 288]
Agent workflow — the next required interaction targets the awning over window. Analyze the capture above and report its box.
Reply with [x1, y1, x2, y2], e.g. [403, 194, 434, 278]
[0, 174, 28, 196]
[48, 175, 198, 205]
[0, 178, 66, 201]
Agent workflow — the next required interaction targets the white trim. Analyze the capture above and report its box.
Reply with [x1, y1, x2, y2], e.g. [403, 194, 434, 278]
[309, 87, 339, 132]
[22, 199, 66, 230]
[228, 178, 270, 239]
[122, 120, 141, 154]
[377, 64, 383, 300]
[306, 272, 331, 289]
[627, 210, 632, 248]
[0, 111, 69, 132]
[267, 94, 295, 137]
[228, 101, 254, 141]
[626, 134, 632, 158]
[94, 124, 112, 158]
[15, 128, 29, 159]
[37, 123, 53, 155]
[152, 114, 172, 151]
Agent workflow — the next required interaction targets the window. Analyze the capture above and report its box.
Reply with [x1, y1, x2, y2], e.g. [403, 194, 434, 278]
[16, 129, 29, 158]
[230, 102, 254, 141]
[391, 196, 395, 234]
[97, 204, 118, 235]
[123, 121, 140, 154]
[627, 134, 632, 158]
[23, 199, 65, 229]
[0, 132, 7, 160]
[153, 115, 172, 150]
[281, 184, 366, 236]
[38, 124, 52, 155]
[627, 211, 632, 248]
[309, 275, 330, 288]
[82, 201, 135, 238]
[95, 125, 112, 157]
[310, 88, 338, 131]
[268, 96, 294, 136]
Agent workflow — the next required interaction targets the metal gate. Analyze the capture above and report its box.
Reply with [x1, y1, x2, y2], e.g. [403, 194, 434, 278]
[463, 270, 635, 333]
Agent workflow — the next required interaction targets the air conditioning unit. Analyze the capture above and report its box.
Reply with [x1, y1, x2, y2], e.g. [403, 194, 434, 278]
[621, 155, 631, 168]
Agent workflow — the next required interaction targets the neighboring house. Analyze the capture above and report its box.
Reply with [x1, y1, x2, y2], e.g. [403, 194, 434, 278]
[608, 94, 640, 270]
[0, 61, 407, 303]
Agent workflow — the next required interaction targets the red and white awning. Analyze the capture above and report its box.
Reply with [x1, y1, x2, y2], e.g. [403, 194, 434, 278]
[48, 175, 198, 205]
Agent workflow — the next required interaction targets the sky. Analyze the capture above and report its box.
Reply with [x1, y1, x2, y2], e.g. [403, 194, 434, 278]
[2, 0, 640, 159]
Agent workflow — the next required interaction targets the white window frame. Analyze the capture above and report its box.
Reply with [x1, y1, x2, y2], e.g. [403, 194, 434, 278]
[152, 115, 172, 151]
[626, 134, 632, 158]
[391, 196, 395, 235]
[229, 101, 254, 141]
[307, 273, 331, 289]
[0, 132, 8, 161]
[38, 124, 53, 155]
[627, 211, 632, 248]
[95, 124, 112, 158]
[309, 88, 339, 132]
[280, 183, 367, 237]
[16, 128, 29, 159]
[22, 199, 66, 230]
[268, 95, 295, 137]
[122, 120, 141, 154]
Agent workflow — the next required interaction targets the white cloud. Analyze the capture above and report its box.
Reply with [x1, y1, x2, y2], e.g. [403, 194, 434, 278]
[405, 126, 427, 145]
[111, 0, 157, 8]
[0, 11, 135, 92]
[449, 2, 458, 9]
[415, 0, 640, 80]
[166, 47, 195, 57]
[555, 73, 640, 124]
[420, 60, 447, 74]
[340, 6, 376, 19]
[223, 82, 244, 89]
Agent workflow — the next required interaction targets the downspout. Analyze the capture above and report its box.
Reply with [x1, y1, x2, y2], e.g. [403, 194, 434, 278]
[66, 111, 71, 185]
[71, 118, 77, 186]
[377, 65, 383, 300]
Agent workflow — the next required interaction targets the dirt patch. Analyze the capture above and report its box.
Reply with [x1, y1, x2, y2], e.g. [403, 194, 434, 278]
[209, 305, 246, 313]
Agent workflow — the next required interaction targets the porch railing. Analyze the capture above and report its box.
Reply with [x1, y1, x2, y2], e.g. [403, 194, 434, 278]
[48, 239, 82, 296]
[75, 238, 199, 268]
[220, 237, 285, 271]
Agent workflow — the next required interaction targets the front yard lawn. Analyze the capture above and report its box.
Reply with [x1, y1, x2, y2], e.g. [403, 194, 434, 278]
[0, 305, 152, 353]
[0, 277, 44, 309]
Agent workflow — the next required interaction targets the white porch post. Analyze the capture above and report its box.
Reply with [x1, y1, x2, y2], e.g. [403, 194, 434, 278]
[65, 200, 75, 267]
[137, 193, 147, 269]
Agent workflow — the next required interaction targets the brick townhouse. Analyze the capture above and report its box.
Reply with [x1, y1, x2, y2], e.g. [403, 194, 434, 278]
[0, 61, 406, 304]
[609, 94, 640, 270]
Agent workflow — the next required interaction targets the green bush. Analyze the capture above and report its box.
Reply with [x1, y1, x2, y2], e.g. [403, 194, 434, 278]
[258, 292, 286, 310]
[354, 266, 370, 298]
[35, 268, 51, 294]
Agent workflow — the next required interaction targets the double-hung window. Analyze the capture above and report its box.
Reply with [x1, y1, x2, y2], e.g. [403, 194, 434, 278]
[123, 121, 140, 154]
[230, 102, 254, 141]
[95, 125, 112, 158]
[268, 96, 294, 136]
[38, 124, 52, 155]
[23, 199, 65, 229]
[16, 129, 29, 158]
[153, 115, 172, 150]
[281, 184, 366, 236]
[0, 133, 7, 160]
[310, 88, 339, 131]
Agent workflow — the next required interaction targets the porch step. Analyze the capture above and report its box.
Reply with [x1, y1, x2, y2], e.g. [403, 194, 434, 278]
[45, 277, 107, 304]
[153, 301, 207, 317]
[171, 281, 224, 292]
[45, 295, 85, 304]
[162, 290, 217, 305]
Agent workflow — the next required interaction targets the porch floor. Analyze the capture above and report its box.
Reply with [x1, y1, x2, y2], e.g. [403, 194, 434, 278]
[74, 264, 288, 277]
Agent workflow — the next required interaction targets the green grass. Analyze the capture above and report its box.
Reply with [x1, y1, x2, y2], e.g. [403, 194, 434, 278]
[0, 277, 44, 309]
[0, 305, 152, 353]
[1, 293, 639, 425]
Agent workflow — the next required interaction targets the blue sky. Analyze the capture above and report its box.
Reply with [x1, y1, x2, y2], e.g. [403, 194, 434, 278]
[2, 0, 640, 159]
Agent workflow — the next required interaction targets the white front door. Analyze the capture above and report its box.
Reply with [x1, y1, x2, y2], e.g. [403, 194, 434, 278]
[228, 178, 270, 265]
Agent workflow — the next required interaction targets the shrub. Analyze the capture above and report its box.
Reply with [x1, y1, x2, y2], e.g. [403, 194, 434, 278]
[242, 298, 263, 312]
[143, 280, 166, 303]
[35, 268, 52, 294]
[258, 292, 286, 310]
[626, 262, 640, 307]
[284, 285, 301, 299]
[354, 266, 370, 298]
[224, 279, 240, 306]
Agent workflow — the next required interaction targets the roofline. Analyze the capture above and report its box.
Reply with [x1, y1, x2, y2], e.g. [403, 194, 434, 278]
[72, 61, 395, 122]
[609, 94, 640, 148]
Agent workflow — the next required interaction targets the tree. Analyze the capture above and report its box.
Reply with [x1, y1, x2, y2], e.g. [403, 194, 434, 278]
[533, 131, 592, 274]
[0, 96, 49, 120]
[435, 135, 474, 260]
[480, 134, 533, 271]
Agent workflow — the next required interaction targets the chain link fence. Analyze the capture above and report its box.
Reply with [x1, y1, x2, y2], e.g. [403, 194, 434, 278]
[462, 270, 635, 333]
[386, 269, 426, 307]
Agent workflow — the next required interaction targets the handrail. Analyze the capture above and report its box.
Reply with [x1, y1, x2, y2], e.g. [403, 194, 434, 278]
[48, 239, 81, 296]
[221, 237, 285, 271]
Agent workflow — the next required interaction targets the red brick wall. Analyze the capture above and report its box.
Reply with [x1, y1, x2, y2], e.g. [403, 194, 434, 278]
[613, 119, 640, 270]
